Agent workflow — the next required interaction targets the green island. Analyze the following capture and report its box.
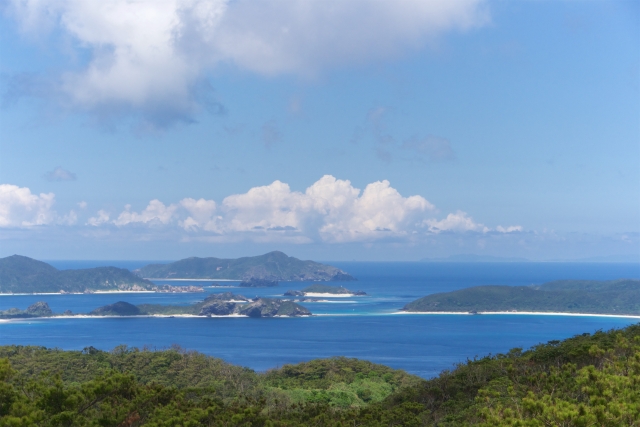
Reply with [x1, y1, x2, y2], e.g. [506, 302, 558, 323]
[284, 284, 367, 297]
[1, 323, 638, 425]
[402, 279, 640, 315]
[0, 293, 312, 319]
[0, 255, 204, 294]
[134, 251, 356, 281]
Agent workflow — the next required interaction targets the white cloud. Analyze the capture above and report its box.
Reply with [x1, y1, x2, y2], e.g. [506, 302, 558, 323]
[179, 198, 218, 231]
[59, 210, 78, 225]
[496, 225, 523, 233]
[425, 211, 489, 233]
[6, 0, 489, 124]
[0, 184, 56, 227]
[87, 210, 110, 226]
[43, 166, 77, 182]
[114, 200, 178, 226]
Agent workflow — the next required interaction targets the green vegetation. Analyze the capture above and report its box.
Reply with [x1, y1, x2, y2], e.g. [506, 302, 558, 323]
[0, 255, 155, 294]
[1, 324, 639, 425]
[240, 278, 279, 287]
[403, 279, 640, 314]
[89, 302, 142, 316]
[134, 251, 356, 281]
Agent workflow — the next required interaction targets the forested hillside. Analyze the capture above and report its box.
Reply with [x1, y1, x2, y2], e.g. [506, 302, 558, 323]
[134, 251, 356, 281]
[1, 324, 638, 425]
[403, 279, 640, 315]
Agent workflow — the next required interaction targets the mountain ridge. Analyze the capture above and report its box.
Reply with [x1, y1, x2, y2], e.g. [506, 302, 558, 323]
[134, 251, 356, 281]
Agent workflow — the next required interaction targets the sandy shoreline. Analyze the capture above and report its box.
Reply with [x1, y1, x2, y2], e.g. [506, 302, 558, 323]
[395, 311, 640, 319]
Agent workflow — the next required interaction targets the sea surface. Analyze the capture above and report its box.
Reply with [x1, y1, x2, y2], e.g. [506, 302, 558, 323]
[1, 261, 638, 378]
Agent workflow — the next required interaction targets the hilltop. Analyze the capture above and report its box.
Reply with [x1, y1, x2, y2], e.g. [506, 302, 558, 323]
[402, 279, 640, 315]
[0, 255, 155, 294]
[0, 324, 638, 425]
[134, 251, 356, 281]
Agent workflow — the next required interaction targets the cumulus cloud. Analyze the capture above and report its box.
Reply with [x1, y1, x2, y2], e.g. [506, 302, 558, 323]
[425, 211, 488, 233]
[43, 166, 77, 182]
[113, 200, 178, 226]
[5, 0, 489, 125]
[179, 198, 218, 231]
[86, 210, 110, 226]
[0, 184, 56, 227]
[105, 175, 435, 242]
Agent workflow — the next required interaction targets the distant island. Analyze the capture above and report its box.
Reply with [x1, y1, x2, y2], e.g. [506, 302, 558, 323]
[0, 255, 204, 294]
[134, 251, 356, 281]
[284, 284, 366, 297]
[239, 278, 279, 287]
[0, 292, 312, 319]
[402, 279, 640, 315]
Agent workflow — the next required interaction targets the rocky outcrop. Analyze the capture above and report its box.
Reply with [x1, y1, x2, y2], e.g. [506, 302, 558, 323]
[200, 301, 237, 316]
[237, 298, 311, 317]
[284, 290, 304, 296]
[198, 296, 311, 317]
[26, 301, 53, 316]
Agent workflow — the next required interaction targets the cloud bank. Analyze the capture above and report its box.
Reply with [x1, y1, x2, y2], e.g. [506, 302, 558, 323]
[5, 0, 489, 125]
[75, 175, 519, 243]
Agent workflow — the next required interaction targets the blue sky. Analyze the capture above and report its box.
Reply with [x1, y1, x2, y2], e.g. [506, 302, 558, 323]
[0, 0, 638, 261]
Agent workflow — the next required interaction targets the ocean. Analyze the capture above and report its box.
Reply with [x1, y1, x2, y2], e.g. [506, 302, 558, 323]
[1, 261, 638, 378]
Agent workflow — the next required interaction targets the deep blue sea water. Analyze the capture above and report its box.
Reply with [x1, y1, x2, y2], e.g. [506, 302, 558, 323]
[1, 261, 638, 378]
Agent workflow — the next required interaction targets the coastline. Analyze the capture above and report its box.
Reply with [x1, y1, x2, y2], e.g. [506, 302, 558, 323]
[303, 293, 359, 297]
[0, 312, 313, 322]
[145, 278, 241, 282]
[396, 311, 640, 319]
[0, 290, 190, 296]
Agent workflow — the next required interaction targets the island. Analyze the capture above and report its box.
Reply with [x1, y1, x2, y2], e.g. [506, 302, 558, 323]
[239, 278, 279, 287]
[0, 292, 312, 319]
[0, 255, 204, 294]
[402, 279, 640, 315]
[284, 283, 367, 297]
[134, 251, 356, 281]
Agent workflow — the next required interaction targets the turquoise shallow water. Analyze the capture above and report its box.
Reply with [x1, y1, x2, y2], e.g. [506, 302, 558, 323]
[1, 261, 638, 378]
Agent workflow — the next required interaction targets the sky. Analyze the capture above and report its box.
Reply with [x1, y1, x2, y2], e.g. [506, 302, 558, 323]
[0, 0, 638, 262]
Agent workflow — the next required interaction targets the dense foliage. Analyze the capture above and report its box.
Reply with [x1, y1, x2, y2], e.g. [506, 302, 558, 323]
[134, 251, 356, 281]
[0, 255, 154, 293]
[1, 323, 639, 425]
[403, 279, 640, 314]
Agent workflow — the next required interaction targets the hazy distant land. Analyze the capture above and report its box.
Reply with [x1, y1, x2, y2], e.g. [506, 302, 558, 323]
[0, 255, 158, 294]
